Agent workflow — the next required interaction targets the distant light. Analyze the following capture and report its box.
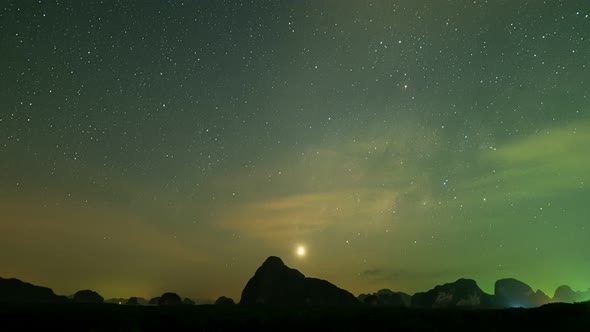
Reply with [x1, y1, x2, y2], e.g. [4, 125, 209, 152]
[296, 245, 306, 257]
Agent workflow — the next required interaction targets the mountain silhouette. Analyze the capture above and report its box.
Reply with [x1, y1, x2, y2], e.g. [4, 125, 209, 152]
[73, 290, 104, 303]
[240, 256, 358, 305]
[215, 296, 235, 305]
[553, 285, 576, 303]
[183, 297, 196, 305]
[553, 285, 590, 303]
[158, 292, 182, 305]
[2, 273, 588, 309]
[411, 278, 494, 308]
[104, 297, 127, 304]
[126, 297, 141, 305]
[358, 289, 411, 307]
[494, 278, 550, 308]
[0, 277, 68, 303]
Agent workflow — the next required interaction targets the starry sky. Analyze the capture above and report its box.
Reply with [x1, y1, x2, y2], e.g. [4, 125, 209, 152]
[1, 1, 589, 301]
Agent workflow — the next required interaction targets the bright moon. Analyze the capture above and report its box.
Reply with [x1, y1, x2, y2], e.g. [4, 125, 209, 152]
[296, 246, 306, 257]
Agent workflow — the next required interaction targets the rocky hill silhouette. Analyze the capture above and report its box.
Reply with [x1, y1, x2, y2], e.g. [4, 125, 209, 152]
[554, 285, 576, 303]
[362, 277, 590, 309]
[2, 270, 589, 309]
[240, 256, 358, 305]
[158, 292, 182, 305]
[105, 297, 127, 304]
[215, 296, 235, 305]
[411, 278, 494, 308]
[0, 277, 68, 303]
[358, 289, 411, 307]
[125, 297, 148, 305]
[183, 297, 196, 305]
[494, 278, 550, 308]
[553, 285, 590, 303]
[73, 289, 104, 303]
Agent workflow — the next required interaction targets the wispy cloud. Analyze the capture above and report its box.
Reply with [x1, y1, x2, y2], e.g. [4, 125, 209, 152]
[203, 133, 429, 247]
[465, 120, 590, 200]
[218, 189, 397, 247]
[358, 266, 485, 287]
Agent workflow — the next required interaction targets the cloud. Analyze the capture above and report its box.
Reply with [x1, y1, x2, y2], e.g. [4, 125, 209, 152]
[200, 131, 434, 248]
[359, 268, 384, 277]
[467, 120, 590, 200]
[218, 189, 397, 247]
[358, 267, 483, 285]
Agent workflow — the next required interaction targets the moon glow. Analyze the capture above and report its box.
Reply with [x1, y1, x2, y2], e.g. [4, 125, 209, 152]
[296, 246, 306, 257]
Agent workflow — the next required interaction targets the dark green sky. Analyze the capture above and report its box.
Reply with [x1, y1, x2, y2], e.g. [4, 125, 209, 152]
[1, 0, 589, 300]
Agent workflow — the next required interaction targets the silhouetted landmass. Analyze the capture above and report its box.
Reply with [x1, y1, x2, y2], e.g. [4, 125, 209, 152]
[215, 296, 235, 305]
[193, 298, 215, 305]
[73, 290, 104, 304]
[494, 278, 550, 308]
[358, 289, 411, 307]
[240, 256, 358, 306]
[0, 277, 68, 303]
[126, 297, 139, 305]
[554, 285, 576, 303]
[182, 298, 195, 305]
[412, 278, 494, 308]
[104, 297, 127, 304]
[158, 292, 182, 306]
[1, 264, 590, 330]
[3, 267, 589, 310]
[121, 297, 148, 305]
[553, 285, 590, 303]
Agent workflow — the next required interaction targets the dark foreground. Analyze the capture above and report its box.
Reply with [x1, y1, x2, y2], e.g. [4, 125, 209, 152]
[1, 302, 589, 331]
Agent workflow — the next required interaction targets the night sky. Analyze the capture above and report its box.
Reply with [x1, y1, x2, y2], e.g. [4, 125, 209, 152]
[1, 1, 589, 301]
